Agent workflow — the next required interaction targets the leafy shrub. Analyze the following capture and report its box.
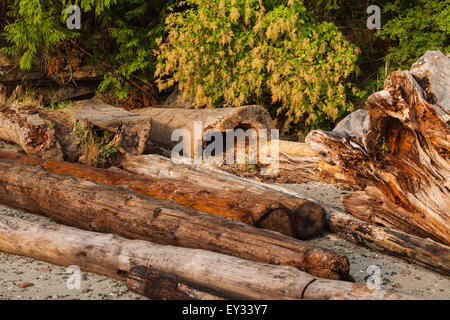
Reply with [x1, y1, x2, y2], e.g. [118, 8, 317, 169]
[156, 0, 361, 132]
[1, 0, 175, 101]
[377, 0, 449, 72]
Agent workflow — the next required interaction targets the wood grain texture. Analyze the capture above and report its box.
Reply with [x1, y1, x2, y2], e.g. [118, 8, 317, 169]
[0, 105, 63, 159]
[122, 154, 326, 239]
[135, 105, 274, 156]
[0, 153, 350, 280]
[69, 99, 152, 156]
[0, 150, 326, 239]
[0, 214, 418, 300]
[326, 209, 450, 276]
[306, 51, 450, 245]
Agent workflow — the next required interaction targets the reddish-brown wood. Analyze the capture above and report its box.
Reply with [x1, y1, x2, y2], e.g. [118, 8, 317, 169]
[0, 153, 351, 280]
[306, 51, 450, 245]
[0, 150, 326, 240]
[0, 105, 64, 159]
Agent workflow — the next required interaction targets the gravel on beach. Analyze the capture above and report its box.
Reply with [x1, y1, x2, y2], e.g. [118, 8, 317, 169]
[0, 182, 449, 300]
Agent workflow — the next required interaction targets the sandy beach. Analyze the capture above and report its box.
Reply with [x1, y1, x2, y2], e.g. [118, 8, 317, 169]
[0, 181, 448, 300]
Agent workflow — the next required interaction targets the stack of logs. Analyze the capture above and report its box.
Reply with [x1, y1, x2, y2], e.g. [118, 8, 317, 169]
[0, 51, 448, 299]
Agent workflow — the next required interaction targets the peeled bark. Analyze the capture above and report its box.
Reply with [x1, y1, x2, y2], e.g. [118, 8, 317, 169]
[0, 154, 350, 280]
[135, 105, 274, 156]
[306, 51, 450, 245]
[0, 100, 152, 162]
[0, 105, 64, 159]
[0, 214, 418, 300]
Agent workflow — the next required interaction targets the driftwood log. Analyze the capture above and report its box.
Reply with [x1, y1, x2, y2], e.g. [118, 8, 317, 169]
[68, 99, 152, 156]
[0, 105, 64, 159]
[249, 140, 369, 186]
[0, 51, 100, 103]
[122, 151, 450, 275]
[0, 151, 326, 240]
[306, 51, 450, 245]
[125, 266, 225, 300]
[0, 214, 418, 300]
[0, 101, 152, 162]
[0, 51, 100, 84]
[0, 154, 350, 280]
[326, 209, 450, 276]
[135, 105, 274, 157]
[122, 154, 326, 239]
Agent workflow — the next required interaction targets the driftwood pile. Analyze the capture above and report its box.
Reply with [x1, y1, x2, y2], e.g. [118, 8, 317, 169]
[0, 51, 448, 299]
[0, 50, 100, 105]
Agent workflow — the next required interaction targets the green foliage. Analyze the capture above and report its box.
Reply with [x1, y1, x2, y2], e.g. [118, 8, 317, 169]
[2, 0, 68, 69]
[74, 120, 118, 167]
[47, 100, 73, 110]
[377, 0, 449, 72]
[156, 0, 360, 131]
[1, 0, 448, 136]
[2, 0, 175, 99]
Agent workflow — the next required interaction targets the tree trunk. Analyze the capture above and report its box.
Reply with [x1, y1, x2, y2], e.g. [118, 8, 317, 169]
[122, 153, 326, 239]
[326, 209, 450, 276]
[125, 266, 226, 299]
[0, 153, 350, 281]
[0, 150, 326, 240]
[242, 140, 369, 186]
[0, 214, 418, 300]
[0, 105, 64, 159]
[134, 105, 274, 157]
[69, 99, 152, 156]
[306, 51, 450, 245]
[0, 101, 152, 163]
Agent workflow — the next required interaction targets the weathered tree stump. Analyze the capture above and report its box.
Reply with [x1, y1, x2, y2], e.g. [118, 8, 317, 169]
[306, 51, 450, 245]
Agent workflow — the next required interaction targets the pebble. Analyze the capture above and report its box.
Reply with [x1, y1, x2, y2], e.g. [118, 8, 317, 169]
[17, 283, 34, 289]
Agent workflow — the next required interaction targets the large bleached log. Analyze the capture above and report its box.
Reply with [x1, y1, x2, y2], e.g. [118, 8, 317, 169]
[326, 209, 450, 276]
[254, 140, 369, 186]
[68, 99, 152, 156]
[306, 51, 450, 245]
[0, 154, 350, 280]
[135, 105, 274, 156]
[0, 214, 418, 300]
[0, 105, 64, 159]
[0, 151, 326, 240]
